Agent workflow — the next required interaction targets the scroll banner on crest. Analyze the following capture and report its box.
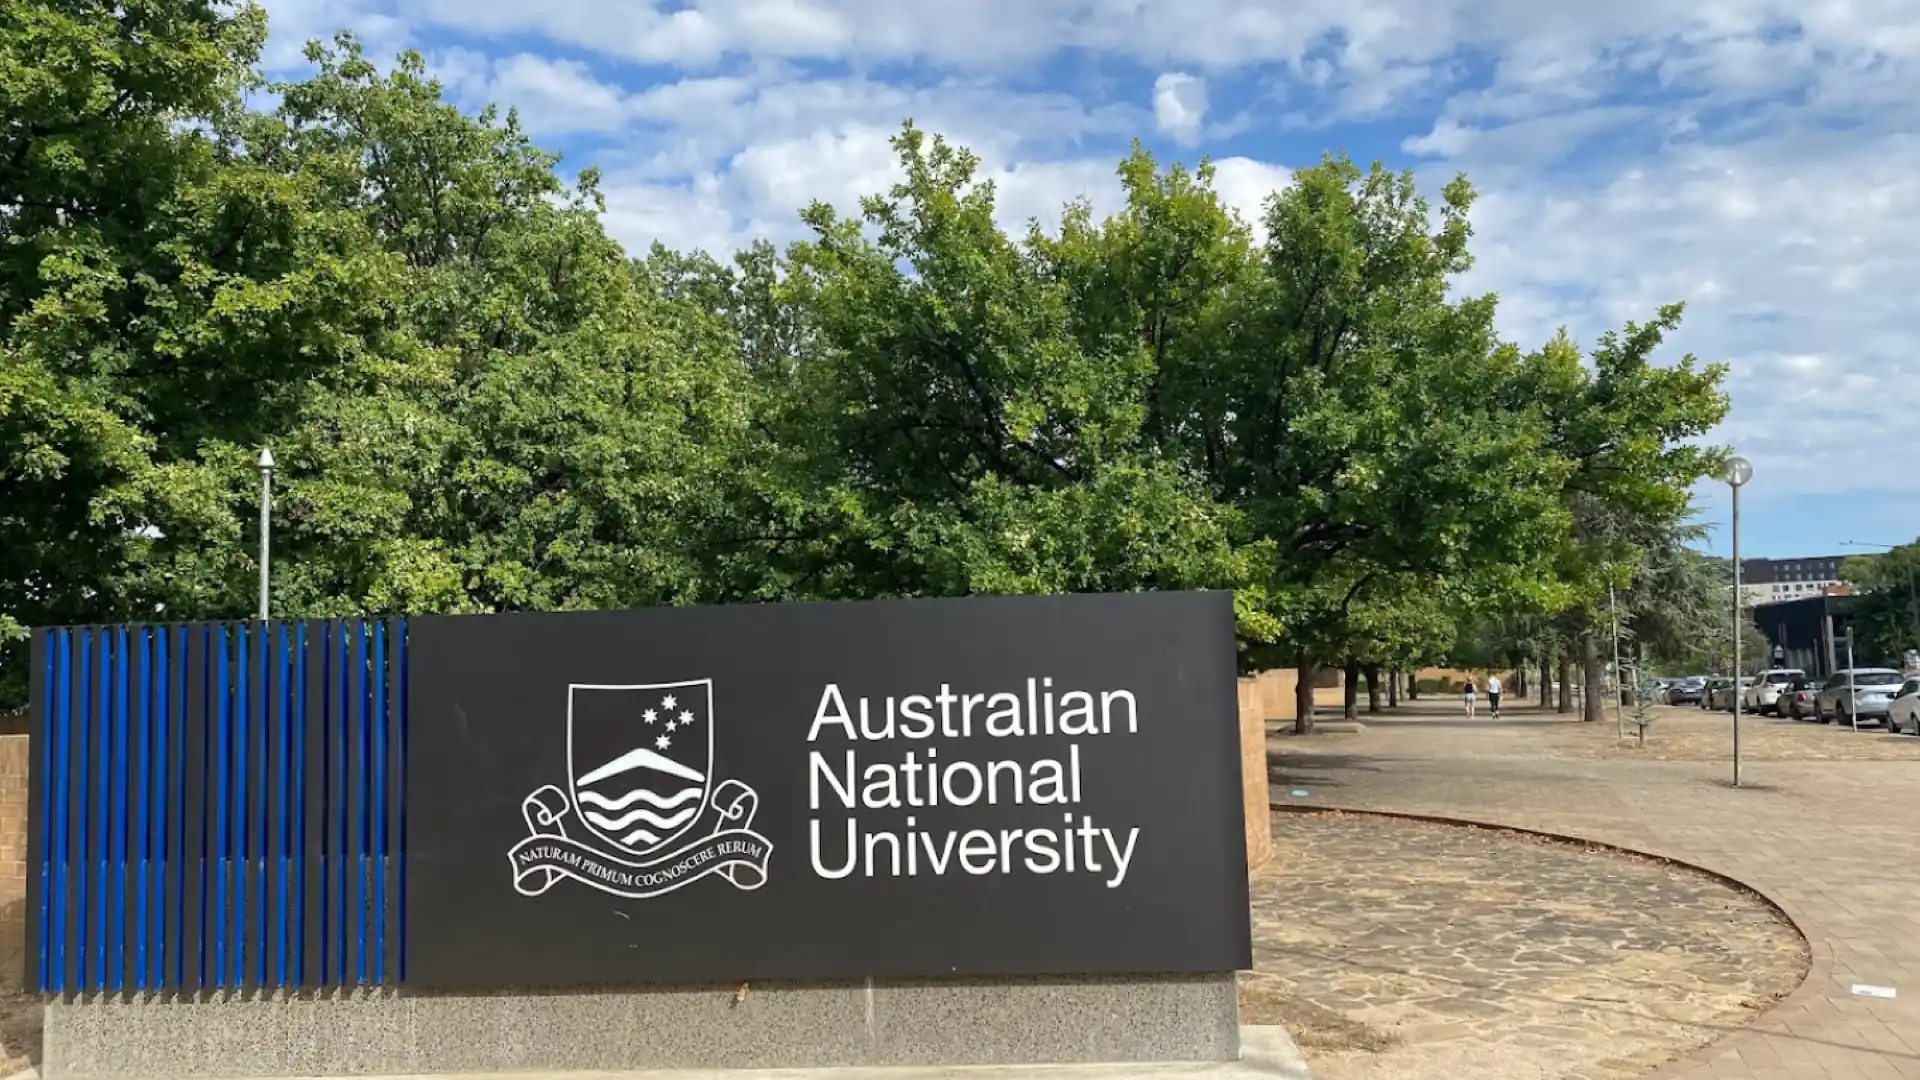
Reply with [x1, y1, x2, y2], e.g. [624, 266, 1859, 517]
[509, 779, 772, 899]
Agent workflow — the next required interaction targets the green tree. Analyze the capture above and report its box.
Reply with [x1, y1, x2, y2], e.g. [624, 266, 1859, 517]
[744, 126, 1252, 607]
[0, 2, 1737, 736]
[1617, 532, 1741, 675]
[135, 39, 771, 620]
[2, 0, 268, 703]
[1514, 311, 1730, 720]
[2, 25, 778, 713]
[1042, 148, 1569, 729]
[1842, 544, 1920, 666]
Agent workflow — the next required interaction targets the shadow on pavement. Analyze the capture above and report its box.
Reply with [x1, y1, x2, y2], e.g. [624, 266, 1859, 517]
[1266, 750, 1392, 791]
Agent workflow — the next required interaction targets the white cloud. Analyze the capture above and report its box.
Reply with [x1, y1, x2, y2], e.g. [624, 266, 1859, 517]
[487, 55, 633, 135]
[599, 125, 1142, 255]
[1153, 73, 1208, 145]
[1450, 127, 1920, 495]
[1209, 159, 1294, 239]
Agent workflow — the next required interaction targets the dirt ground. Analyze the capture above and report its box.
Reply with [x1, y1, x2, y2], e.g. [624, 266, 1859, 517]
[0, 983, 37, 1074]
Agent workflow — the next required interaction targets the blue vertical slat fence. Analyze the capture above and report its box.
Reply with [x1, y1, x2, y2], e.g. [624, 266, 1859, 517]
[92, 629, 108, 992]
[212, 628, 229, 991]
[26, 619, 408, 995]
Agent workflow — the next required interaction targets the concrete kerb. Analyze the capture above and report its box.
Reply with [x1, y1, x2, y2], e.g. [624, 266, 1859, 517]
[0, 1025, 1312, 1080]
[1268, 803, 1823, 1080]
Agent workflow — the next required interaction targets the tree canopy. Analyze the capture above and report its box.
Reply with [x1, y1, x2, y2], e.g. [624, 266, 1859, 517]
[1, 1, 1731, 715]
[1843, 544, 1920, 667]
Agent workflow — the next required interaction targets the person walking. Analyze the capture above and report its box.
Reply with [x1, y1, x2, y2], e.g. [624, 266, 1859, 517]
[1486, 673, 1503, 718]
[1462, 677, 1478, 720]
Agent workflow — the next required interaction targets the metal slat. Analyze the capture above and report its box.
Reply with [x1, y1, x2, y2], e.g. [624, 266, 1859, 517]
[375, 620, 392, 984]
[164, 626, 188, 990]
[330, 621, 348, 986]
[301, 622, 326, 988]
[349, 622, 368, 984]
[232, 626, 248, 990]
[49, 630, 72, 991]
[274, 623, 291, 988]
[234, 624, 254, 990]
[64, 629, 85, 996]
[111, 628, 129, 993]
[133, 629, 151, 991]
[181, 625, 208, 993]
[251, 621, 270, 988]
[397, 617, 408, 985]
[90, 629, 109, 993]
[153, 627, 174, 991]
[46, 630, 71, 994]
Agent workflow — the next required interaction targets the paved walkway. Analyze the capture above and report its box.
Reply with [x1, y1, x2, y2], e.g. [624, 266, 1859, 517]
[1271, 702, 1920, 1079]
[1245, 811, 1804, 1079]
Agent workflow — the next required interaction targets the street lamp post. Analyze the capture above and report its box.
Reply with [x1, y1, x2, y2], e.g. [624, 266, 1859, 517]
[258, 448, 275, 621]
[1726, 455, 1753, 787]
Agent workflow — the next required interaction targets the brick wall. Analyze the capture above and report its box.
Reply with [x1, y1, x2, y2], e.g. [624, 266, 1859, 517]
[1236, 670, 1295, 870]
[0, 735, 26, 988]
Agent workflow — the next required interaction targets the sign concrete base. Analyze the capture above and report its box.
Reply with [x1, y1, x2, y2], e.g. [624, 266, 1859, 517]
[41, 973, 1239, 1079]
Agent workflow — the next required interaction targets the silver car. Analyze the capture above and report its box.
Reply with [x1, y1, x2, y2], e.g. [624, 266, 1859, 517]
[1889, 677, 1920, 736]
[1709, 677, 1753, 710]
[1745, 668, 1806, 715]
[1814, 668, 1906, 726]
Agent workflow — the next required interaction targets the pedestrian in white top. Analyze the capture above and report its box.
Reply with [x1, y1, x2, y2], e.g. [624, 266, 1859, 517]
[1486, 674, 1503, 718]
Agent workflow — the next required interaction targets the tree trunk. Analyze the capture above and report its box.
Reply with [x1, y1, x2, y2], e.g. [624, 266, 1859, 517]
[1343, 659, 1360, 720]
[1580, 631, 1606, 724]
[1387, 669, 1400, 708]
[1513, 666, 1527, 697]
[1557, 652, 1574, 713]
[1294, 658, 1316, 736]
[1407, 671, 1420, 700]
[1365, 666, 1382, 713]
[1539, 652, 1553, 709]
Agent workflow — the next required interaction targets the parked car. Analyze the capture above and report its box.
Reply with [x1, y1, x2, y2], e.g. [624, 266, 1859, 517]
[1702, 677, 1735, 709]
[1665, 677, 1706, 705]
[1889, 677, 1920, 736]
[1637, 675, 1670, 704]
[1707, 677, 1753, 711]
[1814, 668, 1906, 726]
[1782, 678, 1821, 720]
[1699, 677, 1726, 708]
[1746, 668, 1806, 715]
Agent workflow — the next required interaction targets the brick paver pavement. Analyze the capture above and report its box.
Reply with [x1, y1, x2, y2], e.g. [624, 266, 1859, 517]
[1271, 703, 1920, 1079]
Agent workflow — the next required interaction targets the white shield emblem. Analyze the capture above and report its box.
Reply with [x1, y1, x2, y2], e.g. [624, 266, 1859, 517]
[567, 681, 714, 858]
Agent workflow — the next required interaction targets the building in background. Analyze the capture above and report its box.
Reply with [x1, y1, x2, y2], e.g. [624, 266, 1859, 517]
[1750, 593, 1860, 680]
[1739, 554, 1861, 609]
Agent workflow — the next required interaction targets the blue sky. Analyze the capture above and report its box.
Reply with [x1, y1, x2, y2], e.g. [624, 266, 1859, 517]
[256, 0, 1919, 559]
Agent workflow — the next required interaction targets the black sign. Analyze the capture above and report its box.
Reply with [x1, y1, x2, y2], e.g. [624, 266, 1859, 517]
[405, 592, 1250, 987]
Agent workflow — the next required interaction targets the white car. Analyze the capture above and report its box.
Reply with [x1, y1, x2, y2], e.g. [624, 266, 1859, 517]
[1815, 668, 1906, 726]
[1890, 677, 1920, 736]
[1745, 668, 1806, 715]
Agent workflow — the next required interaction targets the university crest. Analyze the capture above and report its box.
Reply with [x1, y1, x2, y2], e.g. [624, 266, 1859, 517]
[509, 680, 772, 899]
